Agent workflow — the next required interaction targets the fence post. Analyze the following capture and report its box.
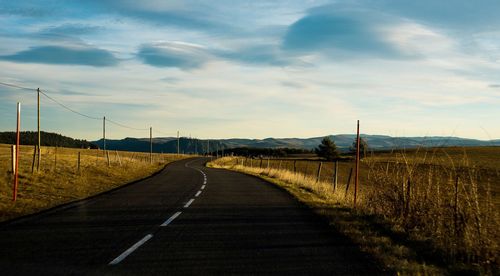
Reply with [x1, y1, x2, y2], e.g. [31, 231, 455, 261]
[354, 120, 360, 208]
[344, 167, 353, 199]
[278, 160, 282, 171]
[316, 162, 322, 183]
[106, 150, 110, 167]
[333, 160, 338, 192]
[259, 159, 263, 169]
[54, 147, 57, 170]
[303, 161, 308, 180]
[150, 127, 153, 164]
[77, 152, 81, 174]
[13, 102, 21, 201]
[293, 160, 297, 173]
[116, 150, 122, 166]
[454, 175, 460, 235]
[31, 145, 37, 173]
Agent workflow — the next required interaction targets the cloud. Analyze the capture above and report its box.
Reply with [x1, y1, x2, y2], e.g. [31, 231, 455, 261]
[0, 45, 119, 66]
[365, 0, 500, 31]
[281, 7, 398, 57]
[137, 42, 209, 69]
[489, 84, 500, 88]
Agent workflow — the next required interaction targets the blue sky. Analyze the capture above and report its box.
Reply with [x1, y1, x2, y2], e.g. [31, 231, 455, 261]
[0, 0, 499, 140]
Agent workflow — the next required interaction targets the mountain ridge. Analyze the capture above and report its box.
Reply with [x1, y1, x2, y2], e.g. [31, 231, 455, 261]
[92, 134, 500, 154]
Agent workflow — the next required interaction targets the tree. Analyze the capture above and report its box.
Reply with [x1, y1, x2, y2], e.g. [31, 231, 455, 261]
[350, 138, 368, 158]
[315, 137, 339, 161]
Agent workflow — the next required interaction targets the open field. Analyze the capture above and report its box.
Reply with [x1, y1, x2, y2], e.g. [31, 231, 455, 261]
[0, 143, 190, 222]
[209, 147, 500, 274]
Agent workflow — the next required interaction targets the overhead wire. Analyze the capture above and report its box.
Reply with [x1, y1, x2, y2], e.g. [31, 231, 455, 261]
[1, 81, 171, 134]
[38, 90, 102, 120]
[0, 81, 36, 91]
[106, 118, 149, 131]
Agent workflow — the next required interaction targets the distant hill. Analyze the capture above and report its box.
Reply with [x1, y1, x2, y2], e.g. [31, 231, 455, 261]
[92, 135, 500, 154]
[0, 131, 97, 149]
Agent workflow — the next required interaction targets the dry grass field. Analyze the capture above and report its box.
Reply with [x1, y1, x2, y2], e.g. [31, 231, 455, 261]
[0, 143, 190, 222]
[209, 147, 500, 275]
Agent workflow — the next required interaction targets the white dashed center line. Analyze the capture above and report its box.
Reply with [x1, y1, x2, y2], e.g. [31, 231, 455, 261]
[160, 211, 182, 227]
[195, 190, 201, 197]
[109, 234, 153, 265]
[201, 185, 206, 190]
[184, 198, 195, 208]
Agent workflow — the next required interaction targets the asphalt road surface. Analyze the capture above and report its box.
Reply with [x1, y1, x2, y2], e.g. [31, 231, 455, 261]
[0, 158, 386, 275]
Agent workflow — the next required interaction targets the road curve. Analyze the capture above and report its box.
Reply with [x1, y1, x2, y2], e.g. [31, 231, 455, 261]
[0, 157, 386, 275]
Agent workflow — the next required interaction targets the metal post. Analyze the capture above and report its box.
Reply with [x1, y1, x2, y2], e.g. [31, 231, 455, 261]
[37, 88, 41, 171]
[13, 103, 21, 201]
[354, 120, 360, 207]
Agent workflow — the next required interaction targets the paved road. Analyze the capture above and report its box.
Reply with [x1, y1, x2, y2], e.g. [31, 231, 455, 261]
[0, 158, 386, 275]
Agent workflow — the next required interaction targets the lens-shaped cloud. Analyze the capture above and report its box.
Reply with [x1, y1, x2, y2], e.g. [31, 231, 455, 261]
[0, 45, 119, 67]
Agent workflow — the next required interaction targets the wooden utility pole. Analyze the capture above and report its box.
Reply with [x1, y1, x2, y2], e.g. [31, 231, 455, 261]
[13, 103, 21, 201]
[150, 127, 153, 164]
[37, 88, 41, 171]
[207, 140, 210, 156]
[354, 120, 360, 207]
[103, 116, 106, 152]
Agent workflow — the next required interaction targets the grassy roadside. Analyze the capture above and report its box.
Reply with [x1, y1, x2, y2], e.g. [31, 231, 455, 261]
[208, 157, 497, 275]
[0, 144, 190, 222]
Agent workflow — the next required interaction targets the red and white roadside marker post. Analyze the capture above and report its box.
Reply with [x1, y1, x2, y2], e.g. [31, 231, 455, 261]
[13, 102, 21, 201]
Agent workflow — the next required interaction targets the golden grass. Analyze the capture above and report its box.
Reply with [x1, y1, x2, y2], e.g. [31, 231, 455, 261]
[209, 148, 500, 275]
[0, 143, 190, 222]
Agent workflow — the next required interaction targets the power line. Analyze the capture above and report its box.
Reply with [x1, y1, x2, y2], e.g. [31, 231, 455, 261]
[39, 90, 102, 120]
[155, 129, 178, 137]
[1, 81, 178, 136]
[106, 118, 149, 131]
[0, 81, 35, 91]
